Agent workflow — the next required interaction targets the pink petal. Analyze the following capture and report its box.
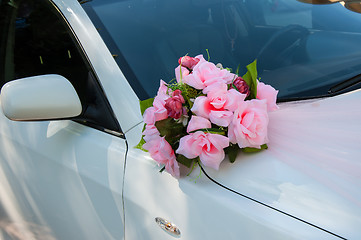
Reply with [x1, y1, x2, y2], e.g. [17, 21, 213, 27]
[203, 82, 226, 94]
[225, 89, 246, 111]
[183, 72, 205, 90]
[198, 133, 229, 170]
[228, 99, 269, 148]
[176, 135, 200, 159]
[207, 133, 230, 149]
[143, 107, 155, 125]
[143, 124, 159, 141]
[242, 111, 255, 129]
[165, 159, 180, 178]
[194, 54, 207, 64]
[157, 80, 169, 95]
[143, 136, 180, 178]
[199, 149, 225, 170]
[257, 82, 279, 111]
[187, 116, 211, 133]
[210, 97, 227, 109]
[209, 110, 233, 127]
[175, 66, 190, 83]
[191, 96, 211, 118]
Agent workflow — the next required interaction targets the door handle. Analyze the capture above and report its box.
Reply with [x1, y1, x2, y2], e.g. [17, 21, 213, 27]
[155, 217, 181, 237]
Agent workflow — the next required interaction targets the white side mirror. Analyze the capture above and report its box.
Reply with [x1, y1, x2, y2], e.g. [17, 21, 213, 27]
[0, 74, 82, 121]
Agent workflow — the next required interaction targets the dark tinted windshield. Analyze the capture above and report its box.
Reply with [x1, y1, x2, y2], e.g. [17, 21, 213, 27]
[82, 0, 361, 101]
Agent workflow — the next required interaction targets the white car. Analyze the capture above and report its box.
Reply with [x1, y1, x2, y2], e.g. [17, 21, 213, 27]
[0, 0, 360, 239]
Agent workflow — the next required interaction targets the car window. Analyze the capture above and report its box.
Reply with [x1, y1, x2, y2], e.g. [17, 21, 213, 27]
[255, 0, 313, 28]
[83, 0, 361, 101]
[0, 0, 121, 133]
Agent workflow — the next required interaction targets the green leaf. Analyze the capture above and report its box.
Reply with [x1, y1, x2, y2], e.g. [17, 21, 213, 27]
[134, 136, 147, 152]
[242, 59, 258, 99]
[242, 144, 268, 153]
[134, 124, 148, 151]
[176, 154, 196, 168]
[189, 128, 226, 135]
[235, 64, 241, 76]
[139, 98, 154, 115]
[155, 118, 186, 145]
[225, 144, 240, 163]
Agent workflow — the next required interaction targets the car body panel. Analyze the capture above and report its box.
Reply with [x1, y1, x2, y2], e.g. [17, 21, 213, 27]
[0, 0, 360, 239]
[124, 124, 341, 240]
[203, 89, 361, 239]
[0, 111, 126, 239]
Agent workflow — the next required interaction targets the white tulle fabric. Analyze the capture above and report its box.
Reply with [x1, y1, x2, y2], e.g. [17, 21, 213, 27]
[268, 90, 361, 207]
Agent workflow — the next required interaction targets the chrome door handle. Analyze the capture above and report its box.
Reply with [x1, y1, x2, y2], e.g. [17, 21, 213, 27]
[155, 217, 181, 237]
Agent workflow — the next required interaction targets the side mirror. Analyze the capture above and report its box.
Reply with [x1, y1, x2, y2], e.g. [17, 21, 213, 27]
[0, 74, 82, 121]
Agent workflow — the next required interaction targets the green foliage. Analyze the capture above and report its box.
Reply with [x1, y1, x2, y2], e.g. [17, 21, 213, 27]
[235, 64, 241, 76]
[134, 136, 147, 152]
[242, 144, 268, 153]
[139, 98, 154, 115]
[225, 144, 240, 163]
[155, 118, 186, 145]
[206, 49, 211, 61]
[242, 59, 258, 99]
[134, 124, 147, 151]
[167, 83, 201, 109]
[189, 128, 226, 136]
[176, 154, 197, 168]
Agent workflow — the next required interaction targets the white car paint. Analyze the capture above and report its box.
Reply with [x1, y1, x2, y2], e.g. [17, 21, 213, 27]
[124, 122, 342, 240]
[0, 115, 127, 239]
[0, 0, 359, 239]
[1, 75, 82, 121]
[203, 89, 361, 239]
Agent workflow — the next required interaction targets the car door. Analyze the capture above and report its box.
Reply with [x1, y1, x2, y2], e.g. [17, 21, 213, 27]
[0, 0, 128, 239]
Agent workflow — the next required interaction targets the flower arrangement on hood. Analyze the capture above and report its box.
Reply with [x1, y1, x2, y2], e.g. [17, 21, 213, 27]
[136, 54, 278, 178]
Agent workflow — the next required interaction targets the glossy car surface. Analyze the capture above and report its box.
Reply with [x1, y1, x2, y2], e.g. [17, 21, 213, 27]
[0, 0, 360, 239]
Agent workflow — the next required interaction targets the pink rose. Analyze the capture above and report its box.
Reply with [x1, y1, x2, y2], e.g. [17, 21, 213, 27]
[143, 136, 180, 178]
[191, 83, 246, 127]
[165, 90, 186, 119]
[178, 56, 200, 70]
[176, 131, 229, 170]
[228, 99, 269, 149]
[150, 80, 171, 122]
[257, 82, 279, 111]
[182, 55, 236, 91]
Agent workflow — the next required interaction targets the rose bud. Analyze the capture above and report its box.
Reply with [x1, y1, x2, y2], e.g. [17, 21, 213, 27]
[178, 56, 200, 70]
[231, 77, 250, 97]
[165, 90, 186, 119]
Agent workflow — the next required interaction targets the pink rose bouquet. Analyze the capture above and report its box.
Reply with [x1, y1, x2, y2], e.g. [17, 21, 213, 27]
[136, 54, 278, 178]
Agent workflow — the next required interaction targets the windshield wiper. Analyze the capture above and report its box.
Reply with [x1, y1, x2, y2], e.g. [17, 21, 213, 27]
[328, 73, 361, 94]
[278, 74, 361, 103]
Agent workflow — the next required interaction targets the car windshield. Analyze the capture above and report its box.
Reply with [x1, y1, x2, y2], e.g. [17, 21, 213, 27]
[82, 0, 361, 101]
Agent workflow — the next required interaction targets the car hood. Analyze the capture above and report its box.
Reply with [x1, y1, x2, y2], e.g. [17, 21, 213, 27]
[203, 89, 361, 239]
